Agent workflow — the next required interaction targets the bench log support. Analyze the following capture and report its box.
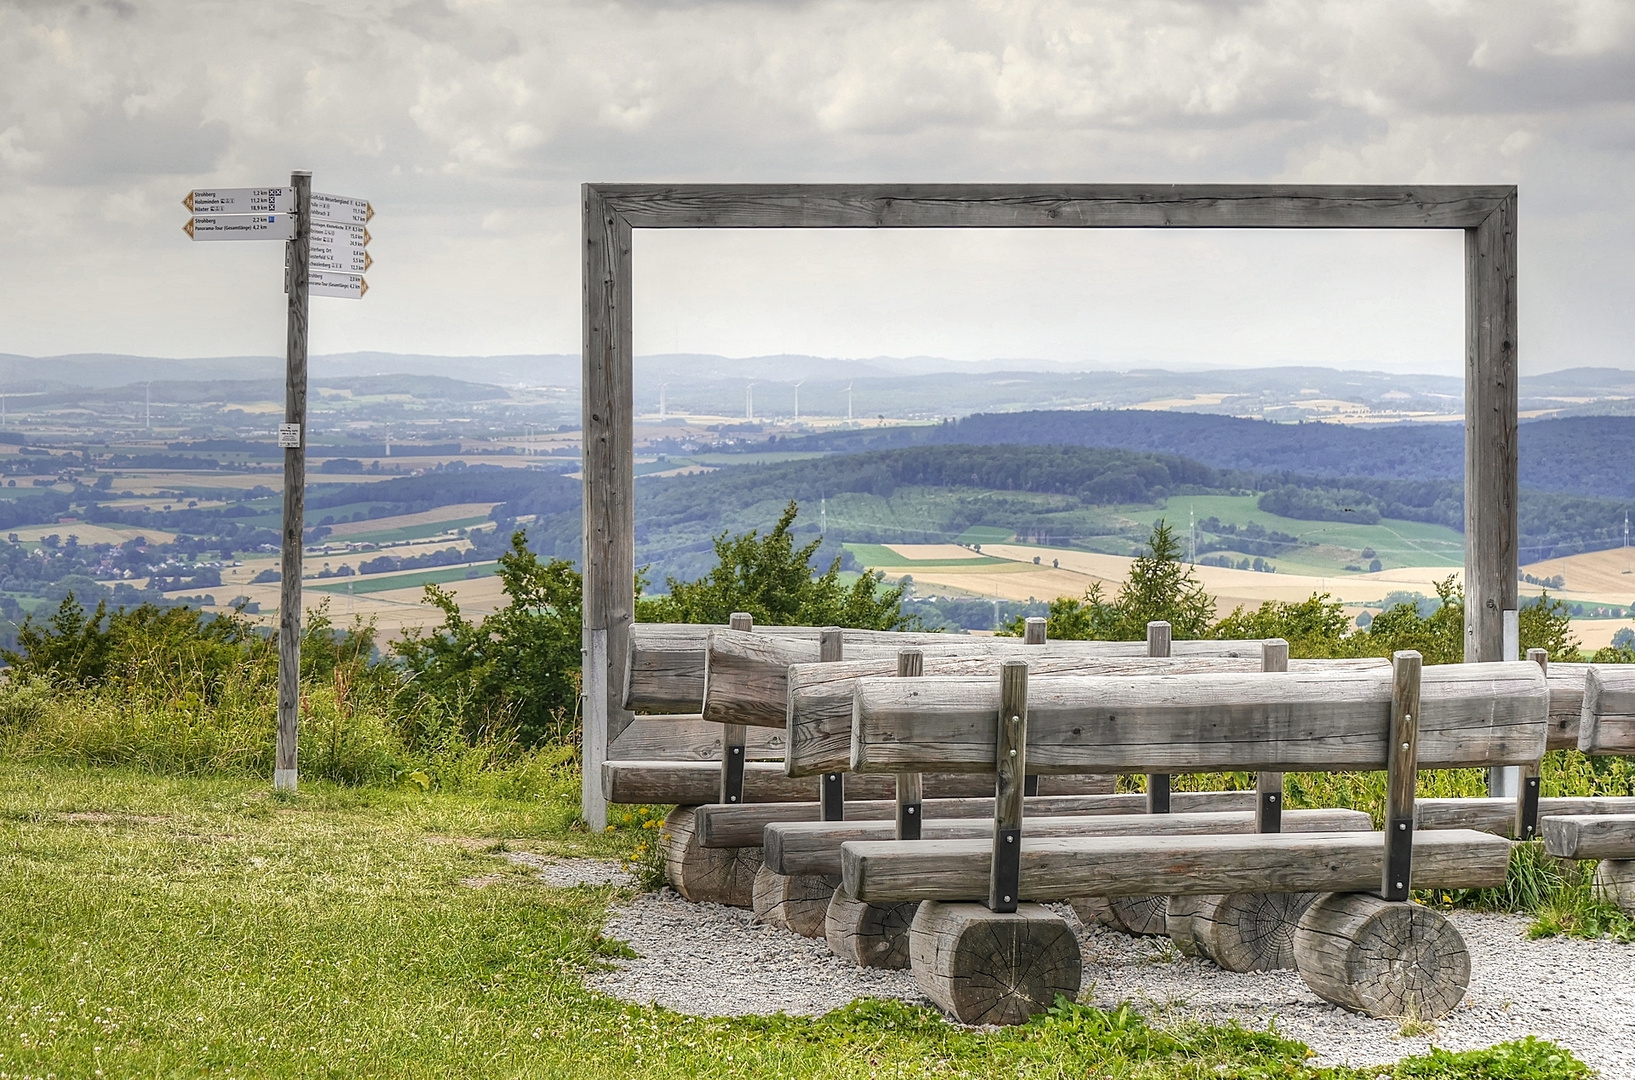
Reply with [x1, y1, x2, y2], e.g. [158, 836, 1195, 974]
[990, 660, 1028, 913]
[1257, 639, 1289, 833]
[895, 649, 924, 840]
[1294, 893, 1470, 1019]
[751, 865, 839, 937]
[719, 612, 753, 805]
[910, 901, 1081, 1026]
[1382, 650, 1422, 901]
[818, 628, 845, 820]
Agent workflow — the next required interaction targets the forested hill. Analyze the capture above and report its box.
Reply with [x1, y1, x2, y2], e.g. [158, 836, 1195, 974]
[762, 412, 1635, 501]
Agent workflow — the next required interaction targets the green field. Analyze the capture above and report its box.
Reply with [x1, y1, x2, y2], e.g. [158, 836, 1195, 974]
[308, 562, 497, 596]
[332, 515, 492, 544]
[844, 542, 1010, 569]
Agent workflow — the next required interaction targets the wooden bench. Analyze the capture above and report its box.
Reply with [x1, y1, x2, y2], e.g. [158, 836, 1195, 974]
[835, 654, 1545, 1024]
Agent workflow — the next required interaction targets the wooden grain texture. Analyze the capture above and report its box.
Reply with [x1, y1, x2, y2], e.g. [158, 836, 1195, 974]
[1293, 894, 1470, 1019]
[849, 661, 1547, 774]
[896, 649, 924, 841]
[842, 828, 1511, 904]
[751, 866, 839, 938]
[908, 901, 1081, 1026]
[1544, 662, 1588, 748]
[1023, 618, 1047, 645]
[662, 806, 762, 907]
[604, 760, 999, 805]
[1540, 814, 1635, 860]
[595, 184, 1512, 231]
[1463, 189, 1519, 664]
[825, 886, 918, 968]
[1104, 896, 1169, 937]
[635, 624, 1274, 717]
[1578, 665, 1635, 753]
[1416, 795, 1635, 836]
[787, 654, 1300, 777]
[991, 661, 1028, 910]
[1383, 651, 1423, 901]
[694, 792, 1168, 848]
[274, 170, 311, 794]
[1187, 892, 1319, 972]
[608, 715, 786, 762]
[768, 808, 1371, 877]
[1593, 859, 1635, 914]
[1164, 894, 1207, 955]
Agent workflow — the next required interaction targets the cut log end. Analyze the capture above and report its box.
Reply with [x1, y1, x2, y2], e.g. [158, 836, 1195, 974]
[1186, 892, 1319, 972]
[826, 886, 918, 968]
[752, 866, 840, 937]
[1104, 895, 1169, 937]
[663, 806, 763, 908]
[1594, 859, 1635, 915]
[910, 901, 1082, 1026]
[1293, 893, 1469, 1019]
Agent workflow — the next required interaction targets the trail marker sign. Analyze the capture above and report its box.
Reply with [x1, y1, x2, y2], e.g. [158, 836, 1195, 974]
[182, 172, 373, 793]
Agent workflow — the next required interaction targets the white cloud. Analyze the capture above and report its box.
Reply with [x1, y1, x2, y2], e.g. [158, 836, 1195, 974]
[0, 0, 1630, 372]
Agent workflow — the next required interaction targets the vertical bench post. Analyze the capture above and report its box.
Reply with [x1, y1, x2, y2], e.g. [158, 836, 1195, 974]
[1516, 647, 1547, 840]
[1382, 650, 1422, 902]
[719, 611, 753, 804]
[819, 627, 846, 820]
[895, 649, 924, 840]
[1146, 620, 1172, 813]
[990, 660, 1029, 913]
[1022, 616, 1045, 797]
[1257, 638, 1289, 833]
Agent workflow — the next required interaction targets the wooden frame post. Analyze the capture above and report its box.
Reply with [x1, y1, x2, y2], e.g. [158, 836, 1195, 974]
[1257, 638, 1289, 832]
[1382, 650, 1423, 902]
[990, 660, 1029, 913]
[719, 611, 753, 804]
[580, 184, 1519, 829]
[1145, 620, 1172, 813]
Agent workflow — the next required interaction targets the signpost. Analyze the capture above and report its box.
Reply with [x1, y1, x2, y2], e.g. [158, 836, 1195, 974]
[184, 173, 372, 792]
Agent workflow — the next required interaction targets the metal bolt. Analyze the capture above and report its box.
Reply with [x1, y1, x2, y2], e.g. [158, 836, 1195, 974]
[1401, 742, 1410, 751]
[1005, 834, 1014, 843]
[1010, 714, 1020, 723]
[906, 807, 916, 815]
[1003, 895, 1012, 903]
[1396, 881, 1404, 889]
[1009, 748, 1017, 757]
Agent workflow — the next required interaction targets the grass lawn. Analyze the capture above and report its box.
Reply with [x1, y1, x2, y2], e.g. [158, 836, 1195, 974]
[1151, 495, 1466, 572]
[844, 543, 1011, 569]
[0, 763, 1593, 1079]
[335, 516, 493, 544]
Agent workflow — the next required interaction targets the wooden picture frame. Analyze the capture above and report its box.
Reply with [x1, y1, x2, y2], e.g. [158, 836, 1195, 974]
[580, 184, 1518, 827]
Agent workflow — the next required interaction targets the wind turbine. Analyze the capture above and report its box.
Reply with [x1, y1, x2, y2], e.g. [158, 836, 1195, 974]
[846, 382, 854, 421]
[793, 380, 804, 422]
[658, 381, 668, 421]
[746, 382, 754, 421]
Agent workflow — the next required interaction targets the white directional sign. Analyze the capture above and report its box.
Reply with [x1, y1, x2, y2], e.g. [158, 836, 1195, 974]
[310, 220, 372, 273]
[311, 193, 373, 225]
[184, 214, 294, 241]
[184, 188, 294, 215]
[310, 271, 369, 300]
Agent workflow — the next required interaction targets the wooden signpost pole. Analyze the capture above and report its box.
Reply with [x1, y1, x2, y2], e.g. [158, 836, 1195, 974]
[274, 170, 311, 793]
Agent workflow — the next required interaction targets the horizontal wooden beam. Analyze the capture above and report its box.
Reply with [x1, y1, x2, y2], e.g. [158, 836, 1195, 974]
[694, 791, 1178, 849]
[1417, 795, 1635, 837]
[1579, 666, 1635, 754]
[850, 662, 1548, 774]
[768, 806, 1368, 877]
[601, 760, 1001, 805]
[1542, 814, 1635, 860]
[842, 828, 1513, 904]
[785, 652, 1328, 776]
[594, 184, 1513, 231]
[607, 715, 786, 761]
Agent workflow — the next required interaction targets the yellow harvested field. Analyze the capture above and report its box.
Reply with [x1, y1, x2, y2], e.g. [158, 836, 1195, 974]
[207, 572, 508, 640]
[10, 522, 178, 546]
[1522, 547, 1635, 600]
[884, 543, 984, 561]
[325, 503, 494, 538]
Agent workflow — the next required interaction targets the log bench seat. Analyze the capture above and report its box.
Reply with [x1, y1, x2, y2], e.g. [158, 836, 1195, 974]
[1542, 813, 1635, 916]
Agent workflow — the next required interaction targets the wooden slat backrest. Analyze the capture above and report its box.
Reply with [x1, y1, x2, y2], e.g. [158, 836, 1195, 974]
[848, 660, 1549, 775]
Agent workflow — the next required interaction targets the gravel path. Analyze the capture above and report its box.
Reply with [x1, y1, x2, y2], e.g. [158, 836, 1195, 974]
[590, 890, 1635, 1074]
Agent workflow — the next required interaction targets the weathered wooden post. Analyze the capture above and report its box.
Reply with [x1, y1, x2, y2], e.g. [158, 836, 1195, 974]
[1257, 638, 1289, 832]
[274, 169, 311, 794]
[1145, 621, 1171, 813]
[990, 660, 1028, 913]
[1382, 649, 1422, 901]
[719, 612, 753, 804]
[895, 648, 924, 840]
[1517, 647, 1548, 839]
[1023, 616, 1045, 797]
[818, 627, 846, 820]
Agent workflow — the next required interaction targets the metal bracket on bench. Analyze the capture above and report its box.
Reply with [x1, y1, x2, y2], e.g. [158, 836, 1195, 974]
[1517, 774, 1541, 840]
[1258, 789, 1282, 834]
[1147, 774, 1171, 814]
[1024, 774, 1039, 797]
[1382, 816, 1414, 902]
[821, 772, 845, 821]
[991, 827, 1021, 913]
[721, 741, 745, 804]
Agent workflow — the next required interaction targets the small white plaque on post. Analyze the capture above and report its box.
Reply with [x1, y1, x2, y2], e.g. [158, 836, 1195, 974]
[278, 423, 302, 448]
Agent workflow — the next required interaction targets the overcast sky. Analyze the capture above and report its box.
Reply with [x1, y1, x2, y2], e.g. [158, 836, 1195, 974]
[1, 0, 1632, 375]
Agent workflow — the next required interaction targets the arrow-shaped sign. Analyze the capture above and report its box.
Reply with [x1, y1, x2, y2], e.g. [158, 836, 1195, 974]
[310, 220, 372, 273]
[184, 188, 293, 215]
[310, 271, 368, 299]
[184, 214, 295, 241]
[311, 193, 373, 225]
